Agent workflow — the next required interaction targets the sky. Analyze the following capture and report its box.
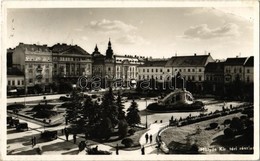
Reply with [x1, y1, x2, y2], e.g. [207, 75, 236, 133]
[6, 7, 255, 59]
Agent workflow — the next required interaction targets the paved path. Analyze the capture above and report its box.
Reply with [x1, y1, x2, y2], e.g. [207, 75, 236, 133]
[7, 116, 166, 155]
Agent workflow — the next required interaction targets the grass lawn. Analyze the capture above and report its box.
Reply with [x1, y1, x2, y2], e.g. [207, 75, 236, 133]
[160, 112, 246, 154]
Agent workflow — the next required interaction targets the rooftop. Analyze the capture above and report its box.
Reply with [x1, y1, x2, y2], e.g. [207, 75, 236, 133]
[225, 57, 248, 66]
[244, 56, 254, 67]
[205, 62, 225, 72]
[165, 54, 212, 67]
[7, 67, 24, 76]
[139, 59, 168, 67]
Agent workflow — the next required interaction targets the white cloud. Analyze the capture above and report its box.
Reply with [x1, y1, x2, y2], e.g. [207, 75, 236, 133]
[116, 34, 149, 45]
[89, 19, 137, 33]
[183, 23, 240, 39]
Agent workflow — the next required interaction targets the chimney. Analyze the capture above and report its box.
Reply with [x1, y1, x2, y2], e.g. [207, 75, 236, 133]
[194, 53, 196, 56]
[208, 52, 210, 55]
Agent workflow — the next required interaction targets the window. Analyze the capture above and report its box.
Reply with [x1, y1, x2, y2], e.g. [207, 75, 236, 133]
[160, 76, 163, 80]
[29, 79, 33, 83]
[179, 69, 182, 72]
[247, 69, 250, 73]
[108, 67, 111, 71]
[192, 69, 195, 72]
[143, 75, 145, 79]
[147, 75, 149, 79]
[12, 80, 15, 85]
[160, 69, 163, 72]
[156, 69, 158, 72]
[188, 69, 190, 72]
[46, 78, 49, 83]
[139, 75, 141, 80]
[167, 69, 170, 72]
[147, 69, 149, 72]
[199, 68, 202, 72]
[17, 80, 20, 85]
[151, 69, 154, 72]
[8, 80, 11, 86]
[192, 76, 195, 81]
[21, 80, 24, 85]
[199, 76, 202, 81]
[239, 68, 242, 73]
[143, 69, 145, 72]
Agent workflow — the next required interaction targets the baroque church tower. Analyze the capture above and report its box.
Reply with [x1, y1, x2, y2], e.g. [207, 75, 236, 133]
[105, 38, 114, 59]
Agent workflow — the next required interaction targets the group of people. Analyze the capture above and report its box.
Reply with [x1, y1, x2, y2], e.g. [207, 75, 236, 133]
[145, 133, 153, 144]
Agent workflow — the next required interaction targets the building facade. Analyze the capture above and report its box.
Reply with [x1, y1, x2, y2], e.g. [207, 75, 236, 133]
[244, 56, 254, 83]
[92, 40, 143, 87]
[12, 43, 53, 93]
[51, 43, 92, 83]
[137, 59, 168, 82]
[224, 57, 248, 83]
[7, 67, 25, 93]
[204, 61, 225, 94]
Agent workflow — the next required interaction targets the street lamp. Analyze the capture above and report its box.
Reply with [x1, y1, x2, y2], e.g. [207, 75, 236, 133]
[145, 98, 148, 129]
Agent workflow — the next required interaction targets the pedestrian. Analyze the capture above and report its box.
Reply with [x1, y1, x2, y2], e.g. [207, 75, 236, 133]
[33, 136, 37, 146]
[141, 146, 145, 155]
[145, 133, 149, 143]
[31, 137, 34, 147]
[116, 144, 119, 155]
[149, 134, 153, 143]
[64, 128, 69, 141]
[73, 134, 77, 144]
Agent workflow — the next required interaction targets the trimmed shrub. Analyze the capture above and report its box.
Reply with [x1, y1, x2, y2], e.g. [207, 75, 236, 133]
[128, 129, 136, 135]
[121, 138, 134, 148]
[224, 119, 231, 125]
[240, 115, 247, 120]
[189, 144, 199, 154]
[230, 117, 244, 131]
[209, 122, 218, 129]
[7, 104, 25, 110]
[32, 104, 55, 111]
[224, 128, 234, 138]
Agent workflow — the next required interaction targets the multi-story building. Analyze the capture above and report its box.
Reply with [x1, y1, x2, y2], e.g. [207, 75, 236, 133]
[224, 57, 248, 83]
[137, 59, 168, 82]
[7, 48, 14, 68]
[51, 43, 92, 83]
[244, 56, 254, 83]
[204, 61, 225, 94]
[12, 43, 53, 93]
[92, 39, 143, 86]
[165, 54, 214, 82]
[7, 67, 25, 93]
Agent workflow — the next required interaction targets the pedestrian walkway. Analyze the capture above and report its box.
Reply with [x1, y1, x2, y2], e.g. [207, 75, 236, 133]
[7, 116, 168, 155]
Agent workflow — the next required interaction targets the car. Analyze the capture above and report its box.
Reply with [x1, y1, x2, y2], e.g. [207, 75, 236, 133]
[41, 130, 58, 141]
[16, 122, 29, 131]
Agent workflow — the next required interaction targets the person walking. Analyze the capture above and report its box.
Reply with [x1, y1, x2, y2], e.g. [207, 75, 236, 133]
[31, 137, 34, 147]
[116, 144, 119, 155]
[73, 134, 77, 144]
[149, 134, 153, 144]
[64, 128, 69, 141]
[141, 146, 145, 155]
[33, 136, 37, 146]
[145, 133, 149, 143]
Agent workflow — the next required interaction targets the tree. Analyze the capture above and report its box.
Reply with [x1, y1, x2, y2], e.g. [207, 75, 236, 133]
[100, 87, 119, 127]
[126, 100, 140, 126]
[66, 89, 83, 132]
[118, 119, 128, 138]
[116, 91, 125, 119]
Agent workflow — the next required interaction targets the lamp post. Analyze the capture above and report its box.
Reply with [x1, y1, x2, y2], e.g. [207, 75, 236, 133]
[145, 98, 148, 129]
